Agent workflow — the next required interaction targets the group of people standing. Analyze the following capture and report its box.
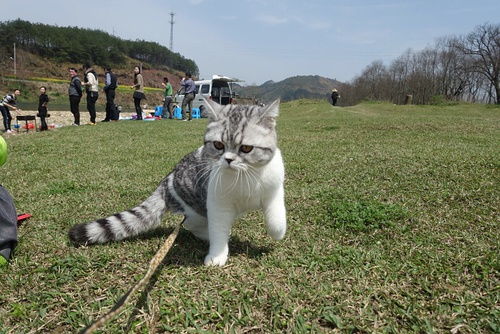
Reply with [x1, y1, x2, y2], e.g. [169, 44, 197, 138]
[68, 64, 195, 124]
[68, 64, 119, 126]
[1, 65, 199, 133]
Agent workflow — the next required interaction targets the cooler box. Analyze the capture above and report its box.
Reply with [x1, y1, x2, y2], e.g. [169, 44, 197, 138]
[154, 106, 163, 117]
[173, 106, 182, 119]
[191, 108, 201, 119]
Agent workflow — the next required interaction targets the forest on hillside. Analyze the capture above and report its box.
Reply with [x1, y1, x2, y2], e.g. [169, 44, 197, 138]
[340, 23, 500, 105]
[0, 19, 198, 75]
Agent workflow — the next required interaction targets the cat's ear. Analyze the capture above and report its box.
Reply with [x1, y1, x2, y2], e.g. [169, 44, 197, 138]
[258, 99, 280, 129]
[203, 96, 220, 121]
[262, 99, 280, 118]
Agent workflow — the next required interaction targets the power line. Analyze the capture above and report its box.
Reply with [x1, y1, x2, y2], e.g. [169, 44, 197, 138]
[13, 43, 17, 76]
[169, 12, 175, 51]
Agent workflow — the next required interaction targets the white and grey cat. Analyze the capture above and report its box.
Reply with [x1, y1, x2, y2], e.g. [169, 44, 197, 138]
[69, 98, 287, 266]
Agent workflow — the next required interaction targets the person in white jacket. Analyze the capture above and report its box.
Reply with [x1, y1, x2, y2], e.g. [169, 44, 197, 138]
[83, 64, 99, 124]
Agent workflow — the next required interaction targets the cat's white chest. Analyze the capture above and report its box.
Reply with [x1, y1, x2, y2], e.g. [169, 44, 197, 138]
[210, 171, 264, 210]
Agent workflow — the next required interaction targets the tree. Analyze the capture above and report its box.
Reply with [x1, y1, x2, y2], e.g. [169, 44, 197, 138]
[452, 23, 500, 104]
[0, 19, 199, 76]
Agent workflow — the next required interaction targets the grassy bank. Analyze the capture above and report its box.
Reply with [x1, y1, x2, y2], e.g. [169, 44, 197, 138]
[0, 100, 498, 332]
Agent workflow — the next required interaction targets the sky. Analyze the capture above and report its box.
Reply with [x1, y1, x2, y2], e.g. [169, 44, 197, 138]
[1, 0, 499, 85]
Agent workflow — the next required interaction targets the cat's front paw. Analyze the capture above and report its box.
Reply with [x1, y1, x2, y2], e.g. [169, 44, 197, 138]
[267, 224, 286, 240]
[204, 253, 228, 266]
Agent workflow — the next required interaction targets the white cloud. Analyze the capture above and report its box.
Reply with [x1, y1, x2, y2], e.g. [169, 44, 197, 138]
[256, 14, 330, 31]
[256, 15, 288, 25]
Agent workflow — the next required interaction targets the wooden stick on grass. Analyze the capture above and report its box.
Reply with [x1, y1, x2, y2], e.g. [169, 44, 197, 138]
[82, 222, 182, 334]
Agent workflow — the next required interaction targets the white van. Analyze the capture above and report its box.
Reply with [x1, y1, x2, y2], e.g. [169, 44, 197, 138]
[174, 75, 239, 115]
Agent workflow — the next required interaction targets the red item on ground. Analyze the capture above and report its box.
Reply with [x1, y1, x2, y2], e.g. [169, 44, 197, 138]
[17, 213, 32, 225]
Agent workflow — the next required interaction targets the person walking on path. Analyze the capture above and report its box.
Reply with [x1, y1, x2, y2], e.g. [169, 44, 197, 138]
[37, 86, 50, 131]
[131, 66, 145, 120]
[68, 68, 83, 126]
[161, 77, 174, 119]
[83, 64, 99, 125]
[103, 67, 118, 122]
[331, 88, 340, 106]
[180, 73, 196, 121]
[0, 89, 21, 133]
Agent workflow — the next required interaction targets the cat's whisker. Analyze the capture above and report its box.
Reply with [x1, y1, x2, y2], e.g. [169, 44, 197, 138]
[187, 163, 213, 189]
[195, 167, 212, 190]
[226, 170, 235, 193]
[215, 166, 223, 194]
[194, 164, 214, 189]
[246, 167, 262, 189]
[210, 166, 218, 191]
[229, 169, 241, 193]
[185, 161, 210, 172]
[235, 169, 243, 192]
[243, 170, 252, 201]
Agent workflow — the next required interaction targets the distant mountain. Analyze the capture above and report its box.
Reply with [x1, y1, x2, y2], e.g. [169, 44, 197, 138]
[233, 75, 343, 103]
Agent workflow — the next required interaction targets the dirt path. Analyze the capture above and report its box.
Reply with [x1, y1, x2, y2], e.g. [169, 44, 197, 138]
[3, 109, 153, 136]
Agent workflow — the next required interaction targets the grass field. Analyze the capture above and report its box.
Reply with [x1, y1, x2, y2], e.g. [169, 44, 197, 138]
[0, 100, 498, 333]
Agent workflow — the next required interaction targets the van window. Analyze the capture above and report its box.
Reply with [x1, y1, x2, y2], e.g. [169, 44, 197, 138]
[211, 87, 221, 98]
[220, 87, 231, 97]
[201, 84, 210, 94]
[195, 85, 200, 93]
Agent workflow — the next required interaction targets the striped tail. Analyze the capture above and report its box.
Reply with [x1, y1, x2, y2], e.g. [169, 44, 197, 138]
[69, 186, 169, 246]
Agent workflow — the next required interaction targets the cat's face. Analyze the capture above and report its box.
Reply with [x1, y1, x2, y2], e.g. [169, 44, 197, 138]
[203, 100, 280, 171]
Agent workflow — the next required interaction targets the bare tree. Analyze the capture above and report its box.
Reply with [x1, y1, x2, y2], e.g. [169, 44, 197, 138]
[388, 50, 413, 104]
[340, 23, 498, 105]
[435, 38, 469, 100]
[452, 23, 500, 104]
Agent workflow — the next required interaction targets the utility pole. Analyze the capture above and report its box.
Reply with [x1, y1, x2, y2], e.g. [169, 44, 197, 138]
[13, 43, 16, 76]
[169, 12, 175, 51]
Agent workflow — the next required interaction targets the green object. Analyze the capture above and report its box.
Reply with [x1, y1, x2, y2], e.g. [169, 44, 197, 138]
[0, 136, 7, 167]
[0, 255, 7, 267]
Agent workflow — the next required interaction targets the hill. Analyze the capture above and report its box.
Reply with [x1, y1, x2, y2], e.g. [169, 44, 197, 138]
[233, 75, 343, 103]
[0, 19, 200, 110]
[0, 19, 198, 76]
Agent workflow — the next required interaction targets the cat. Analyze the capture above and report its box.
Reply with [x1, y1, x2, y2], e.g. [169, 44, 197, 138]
[69, 98, 287, 266]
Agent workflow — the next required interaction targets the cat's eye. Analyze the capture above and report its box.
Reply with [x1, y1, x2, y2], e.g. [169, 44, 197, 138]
[213, 141, 225, 150]
[240, 145, 254, 153]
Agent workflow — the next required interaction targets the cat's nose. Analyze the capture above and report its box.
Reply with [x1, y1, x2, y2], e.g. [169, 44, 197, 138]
[225, 158, 234, 165]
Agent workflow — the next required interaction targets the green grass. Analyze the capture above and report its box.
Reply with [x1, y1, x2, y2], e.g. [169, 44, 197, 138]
[0, 100, 498, 333]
